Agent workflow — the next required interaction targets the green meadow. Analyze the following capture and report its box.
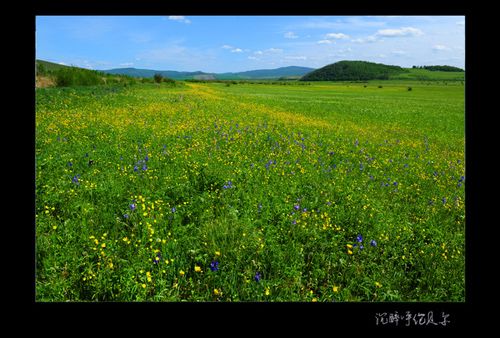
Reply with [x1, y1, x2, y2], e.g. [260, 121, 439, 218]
[35, 80, 465, 301]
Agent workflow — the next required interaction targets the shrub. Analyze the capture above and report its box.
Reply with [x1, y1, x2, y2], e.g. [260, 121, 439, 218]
[162, 77, 176, 84]
[154, 73, 163, 83]
[54, 67, 104, 87]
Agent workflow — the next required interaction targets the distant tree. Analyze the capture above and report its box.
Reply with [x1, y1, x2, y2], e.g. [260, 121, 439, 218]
[162, 77, 176, 84]
[423, 65, 464, 72]
[154, 73, 163, 83]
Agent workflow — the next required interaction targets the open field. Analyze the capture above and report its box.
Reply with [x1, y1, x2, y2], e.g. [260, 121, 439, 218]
[35, 81, 465, 301]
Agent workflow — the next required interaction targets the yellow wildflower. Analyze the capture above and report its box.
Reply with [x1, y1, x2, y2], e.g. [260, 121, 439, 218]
[179, 270, 185, 276]
[194, 265, 202, 272]
[333, 286, 339, 293]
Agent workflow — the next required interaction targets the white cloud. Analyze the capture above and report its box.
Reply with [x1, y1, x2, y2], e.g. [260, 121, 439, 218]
[376, 27, 423, 37]
[254, 50, 263, 55]
[325, 32, 349, 39]
[456, 20, 465, 26]
[294, 17, 386, 30]
[317, 32, 350, 44]
[351, 35, 378, 43]
[284, 31, 298, 39]
[119, 62, 134, 67]
[248, 56, 259, 60]
[265, 48, 283, 53]
[391, 50, 407, 55]
[58, 61, 67, 66]
[168, 16, 191, 24]
[433, 44, 451, 51]
[222, 45, 244, 53]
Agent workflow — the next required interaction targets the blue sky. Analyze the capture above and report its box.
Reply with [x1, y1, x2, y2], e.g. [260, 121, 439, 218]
[36, 16, 465, 73]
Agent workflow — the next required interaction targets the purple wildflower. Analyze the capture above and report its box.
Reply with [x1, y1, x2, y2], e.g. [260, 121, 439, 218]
[210, 261, 219, 272]
[356, 234, 363, 243]
[370, 239, 377, 247]
[254, 272, 262, 282]
[223, 180, 233, 189]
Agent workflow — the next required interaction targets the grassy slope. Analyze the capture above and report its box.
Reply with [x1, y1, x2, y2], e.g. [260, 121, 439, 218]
[36, 59, 71, 72]
[35, 81, 465, 301]
[391, 68, 465, 81]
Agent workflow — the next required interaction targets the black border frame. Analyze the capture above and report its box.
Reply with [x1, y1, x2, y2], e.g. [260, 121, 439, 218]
[27, 0, 486, 331]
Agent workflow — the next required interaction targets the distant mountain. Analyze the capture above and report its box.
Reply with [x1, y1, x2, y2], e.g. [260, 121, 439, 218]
[102, 68, 213, 80]
[102, 66, 315, 80]
[301, 60, 407, 81]
[217, 66, 315, 80]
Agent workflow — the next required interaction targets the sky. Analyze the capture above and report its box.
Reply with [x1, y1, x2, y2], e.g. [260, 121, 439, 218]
[36, 16, 465, 73]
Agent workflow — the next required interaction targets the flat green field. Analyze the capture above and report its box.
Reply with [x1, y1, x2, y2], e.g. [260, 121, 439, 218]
[35, 81, 465, 301]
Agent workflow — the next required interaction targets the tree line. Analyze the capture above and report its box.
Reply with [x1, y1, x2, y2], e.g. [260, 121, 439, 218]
[412, 65, 464, 72]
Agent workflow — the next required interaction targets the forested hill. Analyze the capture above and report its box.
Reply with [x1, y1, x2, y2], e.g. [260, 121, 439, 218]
[300, 60, 407, 81]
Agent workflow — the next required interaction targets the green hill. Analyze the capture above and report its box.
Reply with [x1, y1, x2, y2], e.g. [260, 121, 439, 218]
[301, 60, 407, 81]
[36, 59, 71, 73]
[36, 59, 138, 87]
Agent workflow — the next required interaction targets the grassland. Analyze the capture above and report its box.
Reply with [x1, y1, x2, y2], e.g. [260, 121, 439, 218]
[35, 80, 465, 301]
